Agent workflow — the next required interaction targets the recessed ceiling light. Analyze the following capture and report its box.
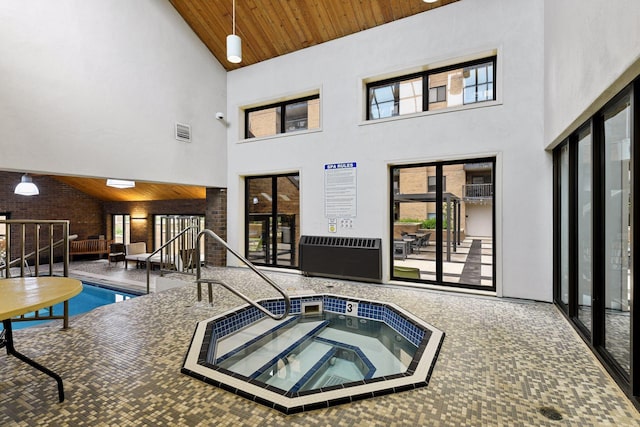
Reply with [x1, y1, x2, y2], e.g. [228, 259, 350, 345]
[106, 179, 135, 189]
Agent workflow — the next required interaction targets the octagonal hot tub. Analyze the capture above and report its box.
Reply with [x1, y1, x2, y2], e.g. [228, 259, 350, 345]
[182, 294, 445, 414]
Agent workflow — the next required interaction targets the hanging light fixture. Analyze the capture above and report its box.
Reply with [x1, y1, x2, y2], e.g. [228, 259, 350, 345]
[226, 0, 242, 63]
[106, 179, 135, 189]
[14, 173, 39, 196]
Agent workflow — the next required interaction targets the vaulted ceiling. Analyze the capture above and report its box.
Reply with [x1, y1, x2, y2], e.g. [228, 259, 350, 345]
[52, 1, 457, 201]
[169, 0, 458, 71]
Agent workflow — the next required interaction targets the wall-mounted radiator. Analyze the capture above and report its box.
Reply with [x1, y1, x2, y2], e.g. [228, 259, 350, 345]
[299, 236, 382, 283]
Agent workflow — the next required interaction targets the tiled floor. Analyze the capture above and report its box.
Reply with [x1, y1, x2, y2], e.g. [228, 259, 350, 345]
[1, 260, 638, 426]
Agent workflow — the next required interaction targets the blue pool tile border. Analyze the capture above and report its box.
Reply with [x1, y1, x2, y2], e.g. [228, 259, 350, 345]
[253, 295, 428, 348]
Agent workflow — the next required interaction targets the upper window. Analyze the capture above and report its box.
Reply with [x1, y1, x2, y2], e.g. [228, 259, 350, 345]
[427, 176, 446, 193]
[369, 75, 422, 119]
[245, 95, 320, 139]
[367, 57, 496, 120]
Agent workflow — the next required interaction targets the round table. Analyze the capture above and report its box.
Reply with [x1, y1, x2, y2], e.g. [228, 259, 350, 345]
[0, 277, 82, 320]
[0, 276, 82, 402]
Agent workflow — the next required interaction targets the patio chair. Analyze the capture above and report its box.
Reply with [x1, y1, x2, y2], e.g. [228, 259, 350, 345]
[393, 266, 421, 279]
[108, 243, 126, 267]
[415, 232, 432, 252]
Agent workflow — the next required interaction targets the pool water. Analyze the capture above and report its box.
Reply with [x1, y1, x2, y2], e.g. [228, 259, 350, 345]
[2, 282, 139, 330]
[216, 312, 415, 393]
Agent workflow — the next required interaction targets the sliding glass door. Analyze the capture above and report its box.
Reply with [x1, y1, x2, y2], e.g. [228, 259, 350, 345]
[603, 93, 632, 378]
[577, 128, 593, 333]
[391, 158, 495, 291]
[245, 173, 299, 268]
[554, 81, 637, 405]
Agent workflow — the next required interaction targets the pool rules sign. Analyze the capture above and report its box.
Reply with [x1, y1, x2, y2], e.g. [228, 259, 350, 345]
[324, 162, 356, 232]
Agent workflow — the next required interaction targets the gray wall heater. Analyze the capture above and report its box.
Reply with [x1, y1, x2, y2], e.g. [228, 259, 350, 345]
[299, 236, 382, 283]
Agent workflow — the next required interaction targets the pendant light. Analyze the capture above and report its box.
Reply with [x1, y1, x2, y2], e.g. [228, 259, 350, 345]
[14, 173, 39, 196]
[226, 0, 242, 63]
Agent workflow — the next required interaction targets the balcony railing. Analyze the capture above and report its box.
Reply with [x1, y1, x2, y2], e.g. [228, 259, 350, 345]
[463, 183, 493, 200]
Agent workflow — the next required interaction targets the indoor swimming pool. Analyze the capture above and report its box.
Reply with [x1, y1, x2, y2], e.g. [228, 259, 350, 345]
[2, 282, 140, 330]
[182, 294, 445, 414]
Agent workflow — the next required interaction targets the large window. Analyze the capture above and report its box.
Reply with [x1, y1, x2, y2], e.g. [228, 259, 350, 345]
[553, 79, 638, 406]
[112, 214, 130, 245]
[245, 95, 320, 139]
[367, 57, 496, 120]
[603, 93, 632, 378]
[391, 158, 495, 291]
[153, 215, 205, 268]
[153, 215, 204, 251]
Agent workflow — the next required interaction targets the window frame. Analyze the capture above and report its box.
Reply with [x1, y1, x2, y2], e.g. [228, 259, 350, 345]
[428, 176, 446, 193]
[153, 214, 205, 251]
[366, 56, 497, 120]
[244, 94, 320, 139]
[112, 214, 131, 245]
[429, 85, 447, 104]
[552, 78, 640, 408]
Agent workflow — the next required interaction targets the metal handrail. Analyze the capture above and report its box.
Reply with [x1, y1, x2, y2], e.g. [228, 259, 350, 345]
[145, 225, 199, 294]
[196, 229, 290, 321]
[1, 219, 71, 278]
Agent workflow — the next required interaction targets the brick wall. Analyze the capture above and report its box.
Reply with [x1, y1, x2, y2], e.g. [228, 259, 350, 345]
[398, 164, 468, 230]
[205, 188, 227, 266]
[0, 171, 104, 262]
[1, 171, 225, 265]
[103, 198, 207, 252]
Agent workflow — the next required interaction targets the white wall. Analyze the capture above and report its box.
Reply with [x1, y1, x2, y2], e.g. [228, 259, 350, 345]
[227, 0, 551, 301]
[0, 0, 227, 187]
[466, 204, 493, 237]
[544, 0, 640, 147]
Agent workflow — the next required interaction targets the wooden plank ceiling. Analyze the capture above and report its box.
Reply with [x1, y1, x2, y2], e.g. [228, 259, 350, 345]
[52, 176, 206, 202]
[169, 0, 458, 70]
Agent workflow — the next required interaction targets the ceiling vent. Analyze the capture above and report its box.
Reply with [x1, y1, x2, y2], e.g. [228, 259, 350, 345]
[175, 123, 191, 143]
